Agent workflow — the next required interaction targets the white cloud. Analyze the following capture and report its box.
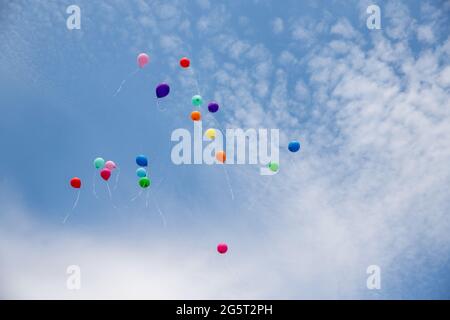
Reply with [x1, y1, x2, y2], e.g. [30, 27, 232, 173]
[331, 18, 359, 39]
[437, 65, 450, 88]
[160, 34, 183, 52]
[278, 50, 298, 65]
[272, 17, 284, 34]
[384, 0, 415, 40]
[2, 0, 450, 299]
[196, 0, 210, 10]
[292, 24, 312, 42]
[416, 25, 435, 44]
[294, 80, 309, 101]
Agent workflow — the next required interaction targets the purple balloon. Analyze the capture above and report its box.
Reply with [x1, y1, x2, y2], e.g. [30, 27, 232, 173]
[208, 102, 219, 113]
[156, 83, 170, 98]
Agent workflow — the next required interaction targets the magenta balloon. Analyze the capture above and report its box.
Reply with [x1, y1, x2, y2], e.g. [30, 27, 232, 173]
[137, 53, 149, 68]
[217, 243, 228, 254]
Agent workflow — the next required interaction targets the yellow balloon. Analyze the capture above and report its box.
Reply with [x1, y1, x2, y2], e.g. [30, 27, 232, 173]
[205, 128, 216, 140]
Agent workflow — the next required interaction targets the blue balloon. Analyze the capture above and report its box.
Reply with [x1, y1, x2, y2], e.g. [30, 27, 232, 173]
[136, 155, 148, 167]
[136, 167, 147, 178]
[156, 83, 170, 98]
[288, 141, 301, 153]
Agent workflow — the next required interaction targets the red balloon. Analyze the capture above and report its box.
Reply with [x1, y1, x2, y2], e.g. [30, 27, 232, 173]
[100, 168, 111, 181]
[180, 57, 190, 68]
[217, 243, 228, 254]
[70, 177, 81, 189]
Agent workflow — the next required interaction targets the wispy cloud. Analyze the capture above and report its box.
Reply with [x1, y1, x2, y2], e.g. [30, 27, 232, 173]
[1, 0, 450, 299]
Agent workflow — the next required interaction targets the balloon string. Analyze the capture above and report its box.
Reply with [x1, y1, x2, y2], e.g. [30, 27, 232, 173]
[190, 67, 201, 95]
[63, 189, 80, 224]
[222, 164, 234, 201]
[223, 255, 238, 285]
[145, 188, 150, 208]
[206, 113, 225, 135]
[72, 189, 81, 210]
[131, 189, 143, 202]
[247, 174, 271, 212]
[92, 171, 98, 199]
[106, 182, 112, 199]
[155, 177, 165, 188]
[106, 182, 117, 209]
[156, 99, 166, 112]
[113, 68, 139, 97]
[113, 168, 121, 191]
[62, 213, 70, 224]
[150, 189, 167, 227]
[289, 156, 300, 172]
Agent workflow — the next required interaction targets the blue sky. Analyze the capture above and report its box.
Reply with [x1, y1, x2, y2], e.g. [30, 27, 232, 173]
[1, 0, 450, 299]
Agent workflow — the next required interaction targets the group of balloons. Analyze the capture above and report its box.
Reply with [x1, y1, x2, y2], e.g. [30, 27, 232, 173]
[190, 96, 220, 121]
[185, 79, 225, 164]
[69, 156, 149, 193]
[69, 157, 117, 190]
[136, 53, 230, 254]
[137, 52, 171, 101]
[135, 154, 151, 188]
[67, 53, 305, 255]
[140, 52, 227, 168]
[94, 157, 117, 181]
[266, 140, 301, 173]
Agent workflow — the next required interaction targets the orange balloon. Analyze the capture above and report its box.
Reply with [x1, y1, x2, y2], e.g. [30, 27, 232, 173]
[216, 151, 226, 163]
[191, 111, 201, 121]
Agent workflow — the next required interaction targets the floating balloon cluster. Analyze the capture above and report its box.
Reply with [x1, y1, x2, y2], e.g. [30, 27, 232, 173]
[135, 154, 151, 188]
[67, 52, 304, 254]
[93, 157, 118, 182]
[266, 141, 301, 173]
[66, 157, 118, 223]
[68, 157, 118, 193]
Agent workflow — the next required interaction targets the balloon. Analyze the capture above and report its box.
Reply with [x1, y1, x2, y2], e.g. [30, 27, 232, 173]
[192, 95, 203, 106]
[136, 168, 147, 178]
[70, 177, 81, 189]
[208, 102, 219, 113]
[139, 177, 151, 188]
[137, 53, 149, 68]
[216, 151, 226, 163]
[156, 83, 170, 98]
[205, 128, 216, 140]
[100, 168, 111, 181]
[105, 160, 116, 170]
[268, 161, 279, 172]
[288, 141, 301, 153]
[94, 157, 105, 169]
[180, 57, 190, 68]
[136, 155, 148, 167]
[217, 243, 228, 254]
[191, 111, 201, 121]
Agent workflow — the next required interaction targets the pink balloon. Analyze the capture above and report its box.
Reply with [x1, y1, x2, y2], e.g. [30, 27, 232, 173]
[100, 168, 111, 181]
[137, 53, 149, 68]
[105, 160, 116, 170]
[217, 243, 228, 254]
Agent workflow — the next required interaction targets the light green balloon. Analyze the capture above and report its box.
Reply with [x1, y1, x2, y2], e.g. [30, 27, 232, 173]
[139, 177, 151, 188]
[268, 161, 279, 172]
[192, 95, 203, 106]
[94, 157, 105, 169]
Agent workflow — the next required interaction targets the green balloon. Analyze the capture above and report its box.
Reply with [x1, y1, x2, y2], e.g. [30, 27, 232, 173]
[268, 161, 279, 172]
[139, 177, 151, 188]
[94, 157, 105, 169]
[192, 95, 203, 106]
